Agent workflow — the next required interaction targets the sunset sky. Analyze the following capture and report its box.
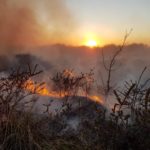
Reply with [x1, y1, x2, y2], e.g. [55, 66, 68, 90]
[65, 0, 150, 46]
[0, 0, 150, 47]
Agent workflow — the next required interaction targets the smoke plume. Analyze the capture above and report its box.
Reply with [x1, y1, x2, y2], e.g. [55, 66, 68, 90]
[0, 0, 75, 53]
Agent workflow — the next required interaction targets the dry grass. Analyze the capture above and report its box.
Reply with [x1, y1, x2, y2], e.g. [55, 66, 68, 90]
[0, 64, 149, 150]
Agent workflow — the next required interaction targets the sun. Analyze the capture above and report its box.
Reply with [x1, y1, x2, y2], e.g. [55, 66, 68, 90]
[86, 40, 97, 47]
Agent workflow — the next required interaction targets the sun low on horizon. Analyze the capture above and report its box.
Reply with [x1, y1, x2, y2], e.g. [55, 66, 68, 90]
[82, 36, 104, 47]
[85, 39, 98, 48]
[80, 32, 104, 48]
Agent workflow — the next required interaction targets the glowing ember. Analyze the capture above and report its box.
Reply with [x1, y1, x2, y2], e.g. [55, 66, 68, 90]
[88, 95, 103, 104]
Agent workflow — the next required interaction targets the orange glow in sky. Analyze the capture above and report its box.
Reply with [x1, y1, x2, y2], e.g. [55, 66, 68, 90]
[0, 0, 149, 47]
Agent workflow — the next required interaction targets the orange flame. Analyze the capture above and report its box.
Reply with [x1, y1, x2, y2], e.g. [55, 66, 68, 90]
[24, 79, 103, 104]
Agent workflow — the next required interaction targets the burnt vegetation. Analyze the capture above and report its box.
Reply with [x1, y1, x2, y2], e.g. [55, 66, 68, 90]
[0, 45, 150, 150]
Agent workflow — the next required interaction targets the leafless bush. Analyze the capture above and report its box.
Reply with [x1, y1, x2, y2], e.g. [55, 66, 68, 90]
[99, 30, 132, 96]
[47, 69, 95, 115]
[51, 69, 94, 97]
[0, 64, 42, 123]
[0, 64, 51, 150]
[111, 67, 150, 127]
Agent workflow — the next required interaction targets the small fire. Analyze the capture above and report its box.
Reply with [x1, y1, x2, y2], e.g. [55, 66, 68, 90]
[24, 79, 103, 104]
[88, 95, 103, 104]
[24, 80, 62, 98]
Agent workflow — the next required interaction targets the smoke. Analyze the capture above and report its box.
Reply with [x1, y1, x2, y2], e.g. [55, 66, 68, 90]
[0, 0, 75, 53]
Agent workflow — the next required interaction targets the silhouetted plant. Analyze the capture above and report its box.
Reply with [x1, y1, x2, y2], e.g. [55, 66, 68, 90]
[0, 64, 50, 150]
[51, 69, 94, 97]
[99, 30, 132, 96]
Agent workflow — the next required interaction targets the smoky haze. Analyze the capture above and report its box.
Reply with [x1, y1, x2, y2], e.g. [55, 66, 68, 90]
[0, 43, 150, 111]
[1, 43, 150, 88]
[0, 0, 75, 53]
[0, 1, 150, 107]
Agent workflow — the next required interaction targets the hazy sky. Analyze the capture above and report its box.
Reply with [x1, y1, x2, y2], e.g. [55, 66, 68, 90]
[65, 0, 150, 46]
[0, 0, 149, 47]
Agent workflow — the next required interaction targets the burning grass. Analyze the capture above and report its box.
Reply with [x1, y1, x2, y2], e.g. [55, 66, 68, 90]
[24, 69, 103, 104]
[0, 64, 149, 150]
